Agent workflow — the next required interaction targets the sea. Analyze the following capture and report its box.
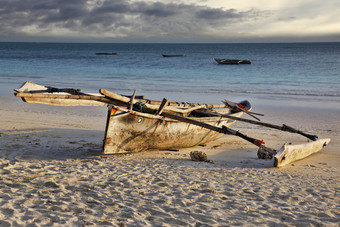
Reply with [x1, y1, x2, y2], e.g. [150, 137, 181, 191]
[0, 42, 339, 110]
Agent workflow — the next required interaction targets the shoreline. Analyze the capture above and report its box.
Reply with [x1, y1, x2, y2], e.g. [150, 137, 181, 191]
[0, 93, 339, 226]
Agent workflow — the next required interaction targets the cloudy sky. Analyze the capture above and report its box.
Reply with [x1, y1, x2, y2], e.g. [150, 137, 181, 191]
[1, 0, 339, 42]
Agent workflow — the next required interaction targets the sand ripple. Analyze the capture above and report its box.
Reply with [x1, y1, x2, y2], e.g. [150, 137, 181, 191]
[0, 155, 339, 226]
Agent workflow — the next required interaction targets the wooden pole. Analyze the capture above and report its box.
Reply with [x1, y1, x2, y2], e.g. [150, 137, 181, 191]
[99, 88, 226, 109]
[155, 98, 169, 115]
[192, 110, 318, 141]
[129, 90, 136, 112]
[15, 92, 111, 102]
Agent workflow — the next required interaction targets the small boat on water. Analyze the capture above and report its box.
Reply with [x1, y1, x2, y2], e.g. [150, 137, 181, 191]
[214, 58, 251, 65]
[162, 54, 186, 57]
[95, 52, 118, 55]
[14, 81, 330, 167]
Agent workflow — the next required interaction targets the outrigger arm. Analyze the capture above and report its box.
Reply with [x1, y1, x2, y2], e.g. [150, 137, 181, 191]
[192, 109, 318, 141]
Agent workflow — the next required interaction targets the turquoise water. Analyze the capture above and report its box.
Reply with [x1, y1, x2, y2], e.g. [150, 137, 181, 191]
[1, 42, 339, 108]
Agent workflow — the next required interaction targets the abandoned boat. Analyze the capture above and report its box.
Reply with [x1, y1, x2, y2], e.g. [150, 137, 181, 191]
[103, 104, 244, 154]
[14, 81, 247, 154]
[14, 81, 331, 167]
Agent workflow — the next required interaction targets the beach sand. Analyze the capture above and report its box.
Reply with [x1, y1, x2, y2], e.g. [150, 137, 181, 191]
[0, 94, 339, 226]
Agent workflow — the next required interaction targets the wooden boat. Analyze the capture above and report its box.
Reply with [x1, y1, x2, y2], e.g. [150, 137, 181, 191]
[162, 54, 186, 57]
[14, 82, 247, 153]
[103, 103, 244, 154]
[14, 82, 331, 167]
[214, 58, 251, 64]
[95, 52, 118, 55]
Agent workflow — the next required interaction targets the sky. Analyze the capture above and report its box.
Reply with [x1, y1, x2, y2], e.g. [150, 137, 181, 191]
[0, 0, 339, 43]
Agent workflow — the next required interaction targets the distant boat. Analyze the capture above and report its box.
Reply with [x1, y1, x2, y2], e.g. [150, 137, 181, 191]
[95, 52, 118, 55]
[214, 58, 251, 65]
[162, 54, 187, 57]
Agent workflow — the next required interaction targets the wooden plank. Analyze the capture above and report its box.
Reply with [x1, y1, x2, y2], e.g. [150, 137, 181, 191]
[274, 138, 331, 167]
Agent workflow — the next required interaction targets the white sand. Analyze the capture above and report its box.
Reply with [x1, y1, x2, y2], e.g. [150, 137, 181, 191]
[0, 94, 339, 226]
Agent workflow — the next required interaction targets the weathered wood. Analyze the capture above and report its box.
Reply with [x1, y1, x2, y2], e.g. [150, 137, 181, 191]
[103, 105, 244, 153]
[16, 81, 226, 108]
[155, 98, 169, 115]
[18, 97, 106, 106]
[99, 88, 226, 109]
[274, 138, 331, 167]
[94, 91, 273, 151]
[138, 105, 267, 149]
[129, 90, 136, 112]
[192, 110, 318, 141]
[99, 89, 131, 104]
[15, 92, 109, 102]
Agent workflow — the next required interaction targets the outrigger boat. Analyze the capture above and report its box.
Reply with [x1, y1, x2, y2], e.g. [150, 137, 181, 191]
[14, 81, 330, 167]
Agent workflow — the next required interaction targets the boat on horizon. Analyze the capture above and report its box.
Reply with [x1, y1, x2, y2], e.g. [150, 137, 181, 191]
[214, 58, 251, 65]
[95, 52, 118, 55]
[162, 54, 187, 57]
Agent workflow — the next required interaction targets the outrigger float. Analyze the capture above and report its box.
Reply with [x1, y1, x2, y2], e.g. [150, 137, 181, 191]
[14, 81, 330, 167]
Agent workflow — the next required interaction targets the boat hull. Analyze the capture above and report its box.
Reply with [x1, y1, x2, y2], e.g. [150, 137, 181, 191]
[103, 106, 243, 154]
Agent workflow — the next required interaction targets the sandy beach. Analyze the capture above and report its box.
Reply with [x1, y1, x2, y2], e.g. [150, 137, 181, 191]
[0, 94, 339, 226]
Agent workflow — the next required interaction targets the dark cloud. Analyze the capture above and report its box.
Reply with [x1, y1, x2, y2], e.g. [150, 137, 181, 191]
[196, 8, 242, 20]
[0, 0, 269, 41]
